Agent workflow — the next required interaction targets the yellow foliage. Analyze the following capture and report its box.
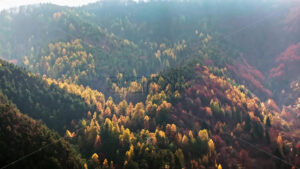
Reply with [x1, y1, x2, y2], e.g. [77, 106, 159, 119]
[208, 139, 215, 157]
[160, 43, 166, 49]
[112, 114, 117, 123]
[93, 112, 97, 119]
[81, 119, 87, 126]
[144, 115, 149, 121]
[163, 48, 176, 60]
[174, 90, 181, 98]
[94, 135, 101, 149]
[157, 101, 171, 112]
[126, 144, 134, 160]
[158, 130, 166, 138]
[91, 153, 99, 163]
[103, 158, 109, 168]
[104, 107, 112, 117]
[177, 133, 183, 144]
[84, 163, 88, 169]
[65, 130, 75, 138]
[198, 129, 209, 141]
[123, 39, 131, 45]
[182, 135, 189, 144]
[149, 82, 160, 93]
[144, 115, 149, 129]
[188, 130, 194, 140]
[171, 124, 177, 133]
[126, 103, 134, 116]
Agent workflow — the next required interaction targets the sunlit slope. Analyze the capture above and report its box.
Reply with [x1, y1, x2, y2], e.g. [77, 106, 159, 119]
[144, 63, 299, 168]
[41, 61, 300, 168]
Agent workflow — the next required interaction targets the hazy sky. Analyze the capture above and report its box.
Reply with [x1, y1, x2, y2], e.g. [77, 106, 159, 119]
[0, 0, 100, 11]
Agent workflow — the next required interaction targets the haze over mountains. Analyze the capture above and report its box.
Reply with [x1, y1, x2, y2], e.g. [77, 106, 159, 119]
[0, 0, 300, 169]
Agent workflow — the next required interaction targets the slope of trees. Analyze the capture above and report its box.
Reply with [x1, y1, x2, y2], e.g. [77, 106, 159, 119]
[40, 60, 299, 169]
[0, 59, 92, 133]
[1, 56, 299, 168]
[0, 92, 85, 169]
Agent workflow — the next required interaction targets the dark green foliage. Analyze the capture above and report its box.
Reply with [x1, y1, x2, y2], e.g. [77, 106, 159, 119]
[124, 160, 139, 169]
[0, 59, 92, 133]
[0, 92, 85, 169]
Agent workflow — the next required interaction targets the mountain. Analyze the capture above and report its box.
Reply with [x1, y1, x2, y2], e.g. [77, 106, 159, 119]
[0, 0, 300, 169]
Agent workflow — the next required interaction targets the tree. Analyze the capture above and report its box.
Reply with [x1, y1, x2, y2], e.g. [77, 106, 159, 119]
[94, 135, 101, 149]
[208, 139, 215, 157]
[117, 100, 128, 115]
[102, 159, 109, 169]
[198, 129, 209, 142]
[91, 153, 99, 164]
[182, 135, 189, 144]
[133, 102, 145, 120]
[144, 115, 149, 129]
[105, 107, 112, 117]
[175, 149, 185, 168]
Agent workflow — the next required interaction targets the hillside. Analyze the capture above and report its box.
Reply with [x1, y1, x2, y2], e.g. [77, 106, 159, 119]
[1, 0, 299, 104]
[0, 59, 92, 133]
[0, 92, 85, 169]
[40, 61, 300, 169]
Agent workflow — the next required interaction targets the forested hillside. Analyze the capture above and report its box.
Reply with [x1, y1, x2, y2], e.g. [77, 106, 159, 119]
[0, 92, 85, 169]
[0, 59, 92, 133]
[0, 0, 300, 169]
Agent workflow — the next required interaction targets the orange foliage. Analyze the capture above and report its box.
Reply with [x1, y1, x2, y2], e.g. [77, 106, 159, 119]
[205, 107, 213, 117]
[226, 58, 272, 98]
[270, 42, 300, 81]
[94, 135, 101, 149]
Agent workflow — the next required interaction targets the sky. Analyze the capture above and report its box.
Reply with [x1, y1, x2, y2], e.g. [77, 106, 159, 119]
[0, 0, 100, 11]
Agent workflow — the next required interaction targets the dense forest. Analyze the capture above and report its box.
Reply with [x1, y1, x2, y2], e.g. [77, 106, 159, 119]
[0, 0, 300, 169]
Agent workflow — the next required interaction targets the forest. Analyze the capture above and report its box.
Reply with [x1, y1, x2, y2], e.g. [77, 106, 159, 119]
[0, 0, 300, 169]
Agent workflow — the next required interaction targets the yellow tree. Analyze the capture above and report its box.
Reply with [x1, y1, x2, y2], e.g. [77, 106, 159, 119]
[104, 107, 112, 117]
[133, 102, 145, 120]
[102, 158, 109, 169]
[91, 153, 99, 164]
[198, 129, 209, 142]
[208, 139, 215, 157]
[144, 115, 149, 129]
[93, 135, 101, 150]
[182, 135, 189, 144]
